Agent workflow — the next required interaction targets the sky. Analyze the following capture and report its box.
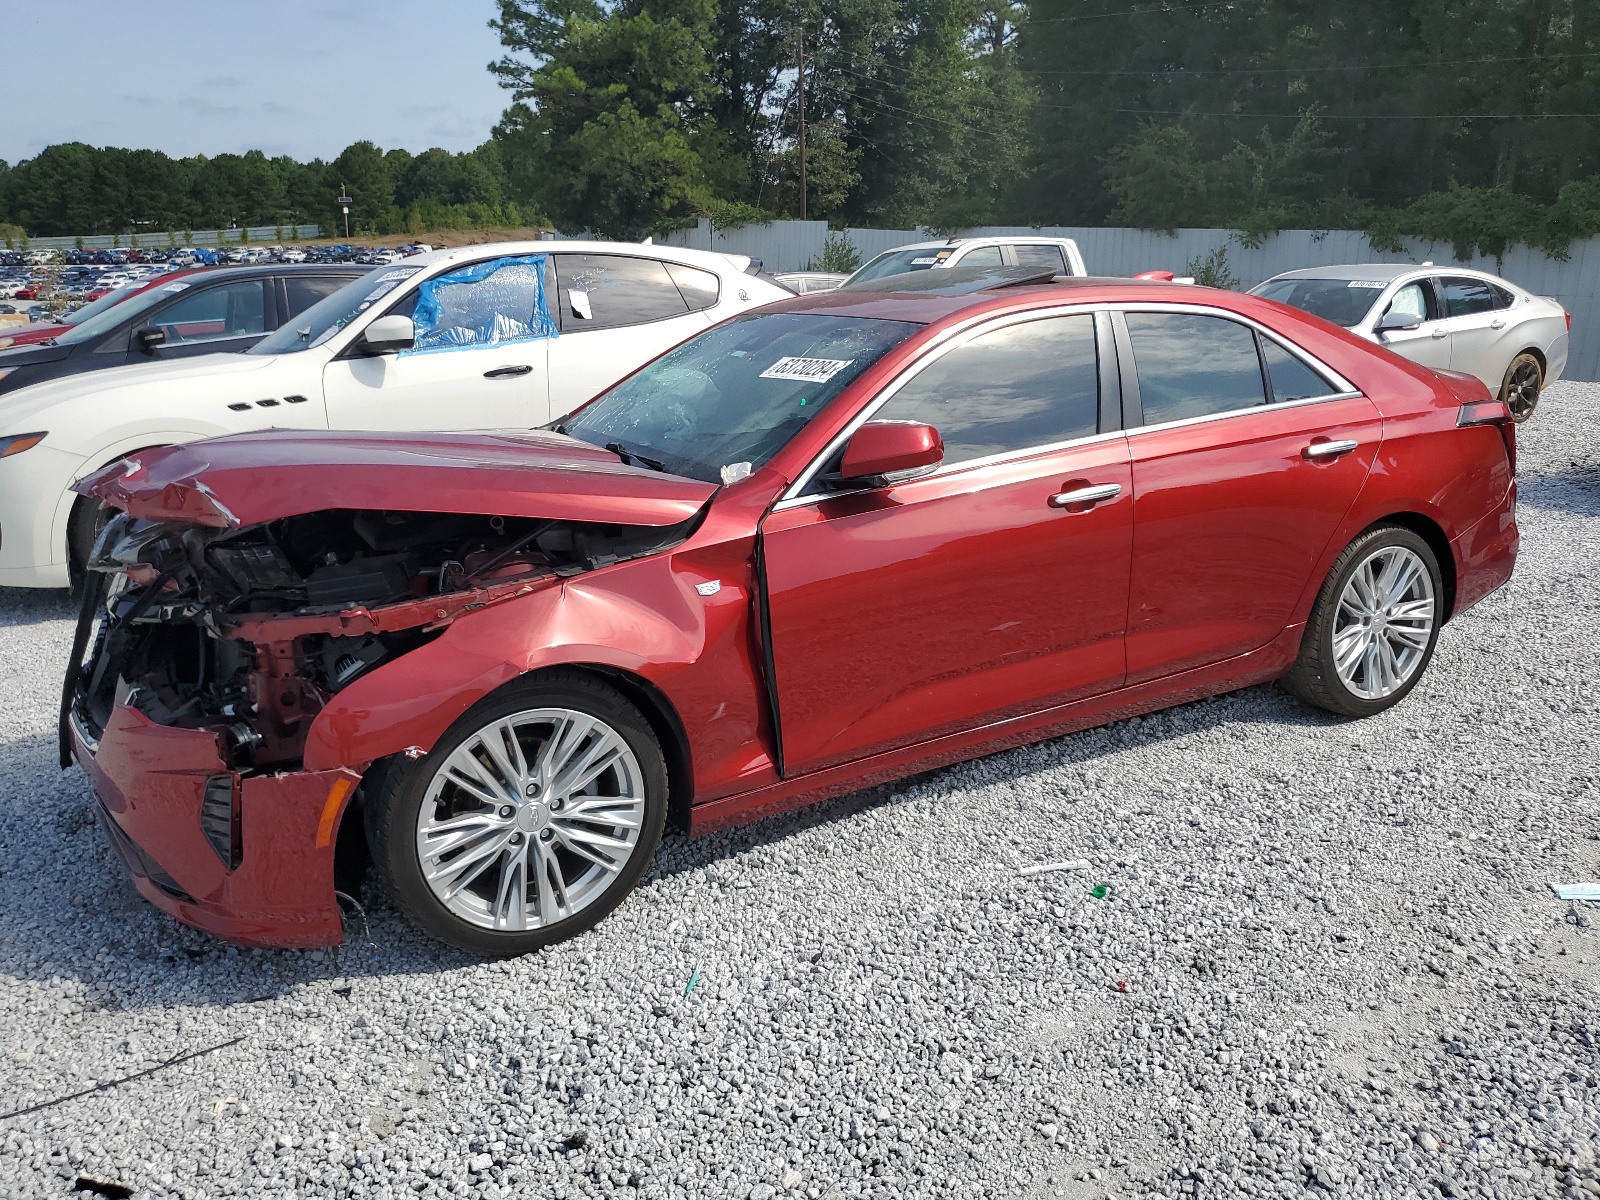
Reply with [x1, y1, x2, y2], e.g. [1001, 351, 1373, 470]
[0, 0, 513, 164]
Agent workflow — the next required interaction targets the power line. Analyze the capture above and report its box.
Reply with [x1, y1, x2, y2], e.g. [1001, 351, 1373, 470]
[1024, 50, 1600, 76]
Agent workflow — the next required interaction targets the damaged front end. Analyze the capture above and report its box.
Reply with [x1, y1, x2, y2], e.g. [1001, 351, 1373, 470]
[63, 500, 701, 946]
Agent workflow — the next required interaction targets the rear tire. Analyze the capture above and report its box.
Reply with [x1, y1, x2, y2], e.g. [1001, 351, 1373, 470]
[365, 670, 668, 957]
[1498, 352, 1543, 423]
[1282, 525, 1443, 718]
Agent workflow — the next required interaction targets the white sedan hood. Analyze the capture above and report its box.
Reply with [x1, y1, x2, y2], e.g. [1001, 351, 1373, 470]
[0, 353, 281, 428]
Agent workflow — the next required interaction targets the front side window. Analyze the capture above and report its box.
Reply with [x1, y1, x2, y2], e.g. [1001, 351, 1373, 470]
[1440, 277, 1505, 317]
[1125, 312, 1266, 425]
[955, 245, 1004, 268]
[149, 280, 268, 345]
[1384, 281, 1436, 323]
[872, 314, 1100, 465]
[561, 313, 919, 483]
[408, 254, 557, 353]
[554, 255, 691, 331]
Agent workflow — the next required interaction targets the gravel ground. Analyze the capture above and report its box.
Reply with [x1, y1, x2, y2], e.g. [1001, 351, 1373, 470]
[1, 384, 1597, 1200]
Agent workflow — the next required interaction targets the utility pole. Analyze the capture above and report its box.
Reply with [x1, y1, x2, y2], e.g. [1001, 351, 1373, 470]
[796, 25, 807, 221]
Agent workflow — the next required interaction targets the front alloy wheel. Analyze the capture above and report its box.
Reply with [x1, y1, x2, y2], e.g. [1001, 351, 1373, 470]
[368, 672, 668, 955]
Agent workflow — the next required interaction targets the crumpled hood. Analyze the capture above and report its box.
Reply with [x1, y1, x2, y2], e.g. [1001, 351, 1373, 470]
[77, 428, 718, 528]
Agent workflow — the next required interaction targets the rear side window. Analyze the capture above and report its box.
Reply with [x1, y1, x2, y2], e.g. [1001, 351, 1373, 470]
[149, 280, 268, 345]
[873, 314, 1100, 465]
[1260, 338, 1335, 403]
[554, 255, 691, 331]
[284, 275, 352, 318]
[1010, 244, 1068, 273]
[1125, 312, 1266, 425]
[1440, 277, 1505, 317]
[664, 262, 719, 312]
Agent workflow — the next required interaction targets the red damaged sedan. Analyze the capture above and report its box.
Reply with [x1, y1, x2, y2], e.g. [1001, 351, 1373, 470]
[62, 271, 1518, 955]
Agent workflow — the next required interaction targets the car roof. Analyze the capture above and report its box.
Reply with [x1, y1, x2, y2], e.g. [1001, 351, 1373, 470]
[403, 239, 754, 276]
[1264, 263, 1446, 283]
[763, 274, 1196, 324]
[865, 235, 1078, 254]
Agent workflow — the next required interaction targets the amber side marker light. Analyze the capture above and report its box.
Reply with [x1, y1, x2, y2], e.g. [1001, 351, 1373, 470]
[0, 431, 48, 458]
[315, 778, 356, 849]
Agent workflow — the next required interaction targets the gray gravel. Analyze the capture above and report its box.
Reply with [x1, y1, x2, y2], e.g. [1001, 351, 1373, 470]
[2, 384, 1598, 1200]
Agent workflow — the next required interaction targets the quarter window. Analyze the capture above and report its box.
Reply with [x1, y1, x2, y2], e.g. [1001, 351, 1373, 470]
[149, 280, 267, 345]
[1125, 312, 1266, 425]
[1260, 338, 1334, 403]
[664, 262, 720, 312]
[872, 314, 1100, 465]
[554, 255, 692, 331]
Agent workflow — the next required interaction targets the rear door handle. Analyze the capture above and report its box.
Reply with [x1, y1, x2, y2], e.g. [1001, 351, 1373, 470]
[484, 364, 533, 379]
[1303, 438, 1358, 461]
[1048, 483, 1122, 509]
[1490, 318, 1508, 329]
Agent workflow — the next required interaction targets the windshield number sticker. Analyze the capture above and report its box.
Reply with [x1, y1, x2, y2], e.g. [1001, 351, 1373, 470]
[162, 282, 191, 293]
[1347, 280, 1387, 288]
[376, 268, 420, 282]
[760, 356, 852, 383]
[910, 256, 938, 265]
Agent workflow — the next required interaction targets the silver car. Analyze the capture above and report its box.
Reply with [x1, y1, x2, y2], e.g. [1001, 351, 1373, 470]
[1250, 263, 1569, 421]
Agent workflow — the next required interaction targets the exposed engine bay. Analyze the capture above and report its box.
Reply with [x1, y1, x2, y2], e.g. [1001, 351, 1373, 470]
[64, 507, 697, 772]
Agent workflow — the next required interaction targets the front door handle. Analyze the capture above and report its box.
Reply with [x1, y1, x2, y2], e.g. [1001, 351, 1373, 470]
[483, 364, 533, 379]
[1490, 318, 1507, 329]
[1430, 328, 1448, 340]
[1303, 438, 1358, 461]
[1048, 483, 1122, 509]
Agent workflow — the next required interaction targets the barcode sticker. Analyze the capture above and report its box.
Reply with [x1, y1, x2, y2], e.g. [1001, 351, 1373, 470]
[759, 356, 852, 382]
[1347, 280, 1387, 289]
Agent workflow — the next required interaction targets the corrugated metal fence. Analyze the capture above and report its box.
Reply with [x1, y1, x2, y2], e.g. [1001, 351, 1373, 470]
[15, 224, 323, 252]
[664, 219, 1599, 382]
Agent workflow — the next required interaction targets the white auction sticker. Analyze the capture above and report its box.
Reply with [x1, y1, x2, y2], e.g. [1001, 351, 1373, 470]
[910, 256, 938, 265]
[376, 268, 420, 281]
[1347, 280, 1387, 288]
[759, 356, 852, 383]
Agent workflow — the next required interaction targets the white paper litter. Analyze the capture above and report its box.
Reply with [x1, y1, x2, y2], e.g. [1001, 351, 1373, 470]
[1018, 859, 1091, 878]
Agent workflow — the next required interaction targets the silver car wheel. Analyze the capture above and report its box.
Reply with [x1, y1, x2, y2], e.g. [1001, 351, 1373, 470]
[1331, 545, 1436, 701]
[415, 707, 646, 931]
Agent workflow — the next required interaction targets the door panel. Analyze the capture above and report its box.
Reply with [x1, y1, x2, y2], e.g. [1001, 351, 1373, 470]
[762, 439, 1133, 777]
[322, 341, 548, 432]
[1125, 396, 1381, 683]
[1439, 277, 1515, 389]
[547, 316, 711, 414]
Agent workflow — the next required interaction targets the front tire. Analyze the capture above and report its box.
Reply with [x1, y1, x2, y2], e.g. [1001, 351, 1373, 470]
[1498, 352, 1543, 423]
[1282, 525, 1443, 718]
[365, 671, 668, 956]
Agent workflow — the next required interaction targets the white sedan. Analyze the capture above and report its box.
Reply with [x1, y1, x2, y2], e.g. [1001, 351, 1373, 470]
[1250, 263, 1568, 421]
[0, 239, 790, 588]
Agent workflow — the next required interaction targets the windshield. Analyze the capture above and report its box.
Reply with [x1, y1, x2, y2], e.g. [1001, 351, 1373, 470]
[1249, 277, 1388, 327]
[560, 313, 920, 484]
[62, 285, 140, 326]
[56, 278, 201, 345]
[846, 248, 953, 284]
[250, 266, 416, 354]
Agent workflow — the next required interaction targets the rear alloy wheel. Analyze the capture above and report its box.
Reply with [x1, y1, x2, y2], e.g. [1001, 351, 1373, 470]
[367, 672, 668, 955]
[1498, 352, 1543, 423]
[1283, 525, 1443, 717]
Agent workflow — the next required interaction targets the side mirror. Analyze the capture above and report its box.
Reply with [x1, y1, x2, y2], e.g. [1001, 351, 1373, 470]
[1375, 308, 1422, 336]
[837, 420, 944, 485]
[134, 327, 167, 354]
[359, 315, 416, 355]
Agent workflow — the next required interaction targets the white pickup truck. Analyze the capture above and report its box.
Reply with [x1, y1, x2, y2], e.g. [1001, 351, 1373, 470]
[843, 236, 1087, 285]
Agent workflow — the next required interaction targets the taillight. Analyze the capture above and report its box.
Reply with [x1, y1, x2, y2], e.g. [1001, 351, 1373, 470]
[1566, 311, 1572, 330]
[1458, 401, 1516, 475]
[200, 774, 242, 870]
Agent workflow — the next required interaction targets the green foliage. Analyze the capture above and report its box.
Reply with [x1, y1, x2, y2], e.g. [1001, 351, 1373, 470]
[703, 198, 773, 230]
[810, 230, 862, 272]
[0, 139, 530, 238]
[1185, 246, 1239, 290]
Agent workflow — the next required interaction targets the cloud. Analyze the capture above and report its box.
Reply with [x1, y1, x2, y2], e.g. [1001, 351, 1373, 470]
[201, 75, 242, 88]
[178, 97, 247, 119]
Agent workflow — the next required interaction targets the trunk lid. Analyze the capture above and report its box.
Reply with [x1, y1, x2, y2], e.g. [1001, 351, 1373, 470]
[77, 428, 717, 528]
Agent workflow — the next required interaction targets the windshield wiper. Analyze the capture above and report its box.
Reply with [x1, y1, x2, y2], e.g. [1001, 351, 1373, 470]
[605, 441, 668, 472]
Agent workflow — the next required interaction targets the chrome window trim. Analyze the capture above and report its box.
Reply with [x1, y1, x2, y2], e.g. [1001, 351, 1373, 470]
[779, 302, 1112, 505]
[1125, 388, 1366, 441]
